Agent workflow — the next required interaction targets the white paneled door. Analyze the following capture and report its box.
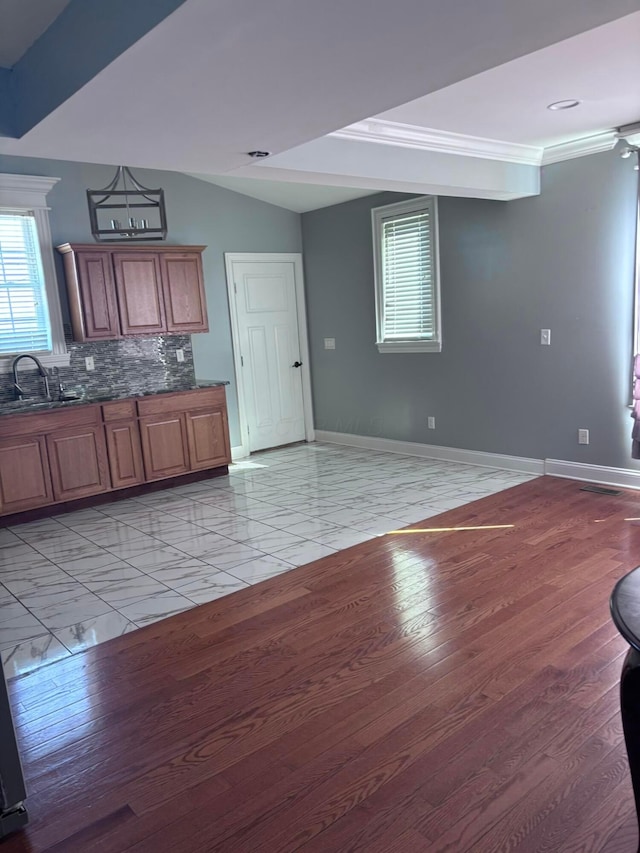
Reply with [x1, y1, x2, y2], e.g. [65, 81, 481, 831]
[230, 259, 306, 452]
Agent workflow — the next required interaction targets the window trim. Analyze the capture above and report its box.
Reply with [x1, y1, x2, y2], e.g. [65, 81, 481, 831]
[372, 195, 442, 354]
[0, 173, 69, 372]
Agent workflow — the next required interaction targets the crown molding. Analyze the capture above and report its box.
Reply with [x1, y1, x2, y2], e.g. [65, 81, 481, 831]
[541, 131, 618, 165]
[617, 122, 640, 148]
[331, 118, 543, 166]
[331, 119, 620, 170]
[0, 173, 60, 209]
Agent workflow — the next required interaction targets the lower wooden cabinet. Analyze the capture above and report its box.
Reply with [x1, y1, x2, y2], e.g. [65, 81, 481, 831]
[0, 435, 53, 514]
[0, 387, 231, 517]
[185, 408, 231, 470]
[139, 414, 190, 480]
[104, 421, 145, 489]
[46, 425, 111, 502]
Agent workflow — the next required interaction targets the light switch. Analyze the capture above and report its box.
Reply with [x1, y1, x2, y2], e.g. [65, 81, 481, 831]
[176, 349, 185, 363]
[540, 329, 551, 346]
[85, 356, 95, 371]
[324, 338, 336, 350]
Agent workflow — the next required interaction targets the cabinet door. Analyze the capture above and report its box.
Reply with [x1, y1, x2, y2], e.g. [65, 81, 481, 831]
[185, 408, 231, 470]
[104, 421, 144, 489]
[76, 251, 121, 339]
[160, 252, 209, 333]
[46, 426, 111, 502]
[0, 436, 53, 514]
[113, 253, 166, 335]
[139, 414, 189, 480]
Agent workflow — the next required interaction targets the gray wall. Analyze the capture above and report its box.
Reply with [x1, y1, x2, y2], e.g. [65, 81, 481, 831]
[301, 149, 639, 469]
[0, 154, 302, 445]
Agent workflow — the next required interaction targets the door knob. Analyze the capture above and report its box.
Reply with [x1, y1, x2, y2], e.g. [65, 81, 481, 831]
[292, 361, 303, 368]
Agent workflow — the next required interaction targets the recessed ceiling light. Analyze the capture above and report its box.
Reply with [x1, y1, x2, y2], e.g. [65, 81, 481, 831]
[547, 100, 581, 111]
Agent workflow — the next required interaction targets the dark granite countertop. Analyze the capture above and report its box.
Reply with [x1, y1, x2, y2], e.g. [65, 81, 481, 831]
[0, 381, 230, 418]
[195, 379, 231, 387]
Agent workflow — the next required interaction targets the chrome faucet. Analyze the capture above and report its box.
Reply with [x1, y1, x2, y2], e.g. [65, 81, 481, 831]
[11, 354, 51, 402]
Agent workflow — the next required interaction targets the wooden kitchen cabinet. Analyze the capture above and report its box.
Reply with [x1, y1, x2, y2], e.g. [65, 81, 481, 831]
[160, 252, 208, 332]
[137, 386, 230, 479]
[139, 414, 190, 480]
[185, 408, 230, 470]
[104, 421, 145, 489]
[57, 244, 208, 341]
[102, 399, 145, 489]
[46, 425, 111, 502]
[0, 386, 231, 519]
[113, 252, 166, 335]
[0, 435, 53, 514]
[62, 250, 121, 341]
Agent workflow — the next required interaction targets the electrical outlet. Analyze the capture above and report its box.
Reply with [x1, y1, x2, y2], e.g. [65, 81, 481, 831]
[85, 356, 95, 371]
[578, 428, 589, 445]
[540, 329, 551, 346]
[427, 417, 436, 429]
[324, 338, 336, 350]
[176, 349, 185, 363]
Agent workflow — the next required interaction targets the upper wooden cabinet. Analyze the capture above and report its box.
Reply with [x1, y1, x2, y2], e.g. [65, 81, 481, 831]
[72, 251, 121, 340]
[160, 252, 208, 333]
[57, 244, 208, 341]
[113, 252, 166, 335]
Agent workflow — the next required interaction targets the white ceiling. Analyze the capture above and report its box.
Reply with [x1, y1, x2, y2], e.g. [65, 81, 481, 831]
[0, 0, 638, 210]
[0, 0, 71, 67]
[190, 174, 375, 213]
[377, 13, 640, 148]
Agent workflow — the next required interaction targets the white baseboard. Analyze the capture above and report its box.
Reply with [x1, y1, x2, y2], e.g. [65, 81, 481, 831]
[544, 459, 640, 491]
[315, 430, 640, 490]
[314, 430, 544, 475]
[231, 445, 249, 461]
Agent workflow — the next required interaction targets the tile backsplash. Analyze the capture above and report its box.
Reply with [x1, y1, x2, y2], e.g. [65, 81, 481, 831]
[0, 330, 196, 403]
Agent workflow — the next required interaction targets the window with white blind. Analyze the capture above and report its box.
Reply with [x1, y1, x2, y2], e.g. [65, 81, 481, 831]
[0, 174, 68, 370]
[372, 196, 441, 353]
[0, 213, 52, 354]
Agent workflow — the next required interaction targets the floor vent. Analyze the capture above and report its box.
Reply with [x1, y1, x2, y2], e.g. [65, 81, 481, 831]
[580, 484, 622, 496]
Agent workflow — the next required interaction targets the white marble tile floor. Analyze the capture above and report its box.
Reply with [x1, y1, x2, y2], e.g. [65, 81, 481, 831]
[0, 442, 536, 677]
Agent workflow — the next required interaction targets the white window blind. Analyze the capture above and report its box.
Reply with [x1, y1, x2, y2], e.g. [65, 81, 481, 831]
[381, 209, 434, 341]
[372, 196, 441, 353]
[0, 212, 52, 355]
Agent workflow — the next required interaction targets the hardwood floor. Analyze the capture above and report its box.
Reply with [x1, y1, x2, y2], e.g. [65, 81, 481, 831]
[3, 474, 639, 852]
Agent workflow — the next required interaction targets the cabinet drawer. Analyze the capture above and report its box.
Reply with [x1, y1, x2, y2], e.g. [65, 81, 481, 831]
[0, 403, 100, 438]
[44, 405, 101, 431]
[136, 387, 224, 416]
[102, 399, 137, 422]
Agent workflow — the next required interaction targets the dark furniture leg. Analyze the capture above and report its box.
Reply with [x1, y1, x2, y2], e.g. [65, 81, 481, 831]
[621, 647, 640, 853]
